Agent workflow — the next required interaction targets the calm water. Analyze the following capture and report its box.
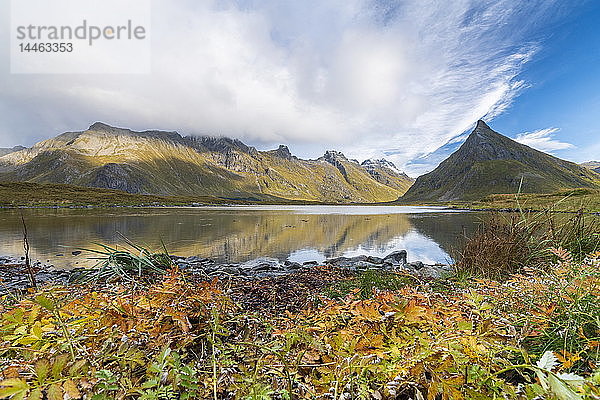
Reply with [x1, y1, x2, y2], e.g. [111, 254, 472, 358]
[0, 206, 482, 269]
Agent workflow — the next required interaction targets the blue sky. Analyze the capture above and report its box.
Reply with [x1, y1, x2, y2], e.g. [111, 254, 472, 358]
[491, 1, 600, 165]
[0, 0, 598, 176]
[406, 1, 600, 175]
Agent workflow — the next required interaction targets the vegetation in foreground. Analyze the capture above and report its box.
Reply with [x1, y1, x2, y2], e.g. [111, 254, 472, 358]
[1, 250, 599, 399]
[454, 209, 600, 278]
[1, 208, 599, 399]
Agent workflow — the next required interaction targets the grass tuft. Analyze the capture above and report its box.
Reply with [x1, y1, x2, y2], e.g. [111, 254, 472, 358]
[455, 210, 600, 279]
[325, 269, 416, 299]
[73, 238, 174, 284]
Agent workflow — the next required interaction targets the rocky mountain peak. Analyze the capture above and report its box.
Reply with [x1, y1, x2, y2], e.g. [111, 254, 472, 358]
[88, 122, 113, 131]
[361, 158, 401, 173]
[402, 121, 600, 202]
[190, 136, 257, 155]
[467, 119, 500, 142]
[475, 119, 491, 130]
[318, 150, 350, 181]
[85, 122, 183, 142]
[581, 161, 600, 174]
[0, 145, 27, 157]
[322, 150, 348, 163]
[269, 145, 293, 160]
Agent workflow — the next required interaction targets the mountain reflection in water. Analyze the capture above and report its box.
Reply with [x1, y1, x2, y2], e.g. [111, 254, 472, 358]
[0, 206, 481, 269]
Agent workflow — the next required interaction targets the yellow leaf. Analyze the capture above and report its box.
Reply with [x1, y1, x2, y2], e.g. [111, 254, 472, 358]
[52, 354, 69, 379]
[31, 322, 43, 339]
[63, 379, 81, 399]
[427, 381, 439, 400]
[34, 359, 50, 384]
[403, 301, 427, 323]
[457, 321, 473, 331]
[46, 383, 63, 400]
[27, 388, 42, 400]
[353, 302, 381, 321]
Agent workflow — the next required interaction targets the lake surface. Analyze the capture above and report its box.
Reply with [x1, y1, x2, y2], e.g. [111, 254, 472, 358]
[0, 206, 482, 269]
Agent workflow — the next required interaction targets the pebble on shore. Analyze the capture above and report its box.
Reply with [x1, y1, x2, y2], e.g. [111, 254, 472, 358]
[0, 251, 452, 293]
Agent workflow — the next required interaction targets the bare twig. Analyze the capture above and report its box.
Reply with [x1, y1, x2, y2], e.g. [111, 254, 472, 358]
[20, 212, 37, 288]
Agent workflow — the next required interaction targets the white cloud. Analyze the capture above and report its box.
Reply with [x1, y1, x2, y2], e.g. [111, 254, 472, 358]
[0, 0, 567, 174]
[515, 128, 575, 153]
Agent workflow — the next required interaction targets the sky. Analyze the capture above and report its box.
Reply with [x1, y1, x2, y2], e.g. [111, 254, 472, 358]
[0, 0, 599, 177]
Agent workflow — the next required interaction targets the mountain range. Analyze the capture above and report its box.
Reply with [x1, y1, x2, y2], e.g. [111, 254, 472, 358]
[0, 123, 413, 203]
[581, 161, 600, 174]
[0, 146, 26, 157]
[1, 120, 598, 204]
[401, 120, 600, 202]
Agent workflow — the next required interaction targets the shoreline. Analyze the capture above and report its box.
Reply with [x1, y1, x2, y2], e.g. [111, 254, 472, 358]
[2, 181, 600, 213]
[0, 251, 452, 294]
[1, 203, 598, 215]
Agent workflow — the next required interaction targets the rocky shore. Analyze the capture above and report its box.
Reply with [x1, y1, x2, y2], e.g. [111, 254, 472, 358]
[0, 250, 452, 293]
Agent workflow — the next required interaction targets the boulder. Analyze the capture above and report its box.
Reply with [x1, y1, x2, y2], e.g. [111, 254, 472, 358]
[284, 260, 302, 270]
[366, 256, 384, 265]
[302, 261, 319, 267]
[326, 255, 369, 268]
[347, 261, 382, 270]
[241, 257, 282, 271]
[407, 261, 424, 270]
[415, 264, 453, 279]
[383, 250, 407, 265]
[185, 255, 212, 264]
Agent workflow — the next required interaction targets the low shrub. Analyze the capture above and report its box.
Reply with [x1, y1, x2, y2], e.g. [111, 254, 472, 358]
[455, 210, 600, 279]
[1, 251, 599, 399]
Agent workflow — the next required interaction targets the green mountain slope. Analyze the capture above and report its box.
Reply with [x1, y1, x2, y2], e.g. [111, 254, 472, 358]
[0, 123, 413, 203]
[401, 120, 600, 202]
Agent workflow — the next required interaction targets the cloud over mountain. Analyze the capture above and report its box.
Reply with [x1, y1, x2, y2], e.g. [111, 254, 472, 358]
[0, 0, 570, 174]
[515, 128, 575, 153]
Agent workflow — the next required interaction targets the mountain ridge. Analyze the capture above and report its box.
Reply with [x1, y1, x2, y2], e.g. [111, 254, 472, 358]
[401, 120, 600, 202]
[0, 123, 413, 203]
[0, 146, 27, 157]
[581, 161, 600, 174]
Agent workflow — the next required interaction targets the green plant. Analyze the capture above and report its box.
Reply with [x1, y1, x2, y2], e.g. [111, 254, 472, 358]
[73, 238, 173, 284]
[482, 351, 600, 400]
[325, 269, 415, 299]
[3, 252, 600, 399]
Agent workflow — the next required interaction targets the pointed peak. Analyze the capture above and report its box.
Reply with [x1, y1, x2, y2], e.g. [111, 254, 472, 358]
[467, 120, 499, 142]
[323, 150, 347, 160]
[475, 120, 490, 130]
[88, 122, 113, 131]
[270, 145, 293, 159]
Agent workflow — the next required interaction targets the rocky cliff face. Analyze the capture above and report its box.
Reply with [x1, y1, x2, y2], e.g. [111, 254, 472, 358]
[319, 151, 351, 181]
[402, 120, 600, 201]
[0, 123, 413, 203]
[361, 159, 413, 192]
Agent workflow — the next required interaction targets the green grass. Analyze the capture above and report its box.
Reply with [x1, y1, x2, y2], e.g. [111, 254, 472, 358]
[454, 209, 600, 279]
[0, 181, 235, 207]
[460, 188, 600, 213]
[0, 181, 328, 207]
[396, 188, 600, 213]
[325, 269, 417, 299]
